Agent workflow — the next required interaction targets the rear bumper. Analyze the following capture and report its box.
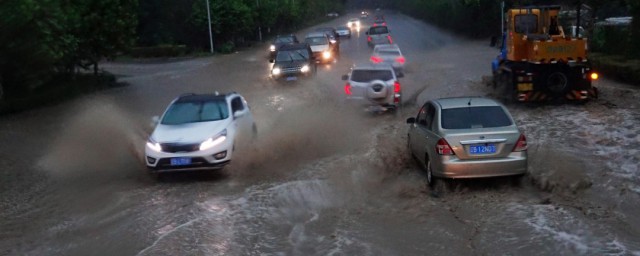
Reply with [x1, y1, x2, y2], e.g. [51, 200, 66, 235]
[433, 152, 527, 179]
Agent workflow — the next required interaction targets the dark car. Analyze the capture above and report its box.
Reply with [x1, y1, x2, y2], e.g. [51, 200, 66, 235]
[269, 34, 299, 60]
[270, 43, 316, 81]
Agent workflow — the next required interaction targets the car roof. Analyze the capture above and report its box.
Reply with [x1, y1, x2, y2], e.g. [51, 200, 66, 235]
[278, 43, 310, 51]
[176, 94, 228, 103]
[374, 44, 400, 51]
[337, 26, 349, 29]
[305, 32, 327, 38]
[276, 34, 296, 38]
[352, 63, 395, 71]
[433, 97, 502, 109]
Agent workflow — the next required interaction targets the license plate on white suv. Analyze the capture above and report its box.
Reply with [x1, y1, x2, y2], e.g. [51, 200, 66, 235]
[170, 157, 192, 166]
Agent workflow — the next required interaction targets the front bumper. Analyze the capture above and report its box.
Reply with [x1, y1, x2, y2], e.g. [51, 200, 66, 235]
[145, 139, 233, 173]
[433, 152, 528, 179]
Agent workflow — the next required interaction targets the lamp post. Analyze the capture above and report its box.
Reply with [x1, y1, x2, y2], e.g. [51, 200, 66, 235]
[257, 0, 262, 41]
[206, 0, 214, 53]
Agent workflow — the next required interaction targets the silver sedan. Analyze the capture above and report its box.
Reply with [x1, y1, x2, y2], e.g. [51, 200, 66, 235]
[406, 97, 527, 186]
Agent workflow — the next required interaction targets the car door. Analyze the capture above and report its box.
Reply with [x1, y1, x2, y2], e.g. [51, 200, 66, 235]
[409, 104, 428, 159]
[231, 96, 252, 143]
[411, 103, 438, 163]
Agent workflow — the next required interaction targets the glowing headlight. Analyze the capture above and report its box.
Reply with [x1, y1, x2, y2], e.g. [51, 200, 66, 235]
[272, 67, 281, 75]
[356, 21, 360, 27]
[270, 45, 276, 51]
[322, 51, 331, 59]
[301, 65, 310, 73]
[146, 139, 162, 152]
[200, 129, 227, 151]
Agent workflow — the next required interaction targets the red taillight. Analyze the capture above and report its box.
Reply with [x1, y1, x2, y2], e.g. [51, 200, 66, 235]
[436, 138, 454, 155]
[383, 22, 387, 26]
[344, 83, 352, 95]
[396, 56, 405, 64]
[387, 35, 393, 44]
[367, 36, 372, 42]
[393, 81, 400, 93]
[373, 23, 378, 27]
[513, 134, 527, 152]
[370, 56, 382, 63]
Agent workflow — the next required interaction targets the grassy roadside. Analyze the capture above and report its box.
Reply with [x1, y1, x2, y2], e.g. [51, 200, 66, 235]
[0, 72, 124, 115]
[590, 53, 640, 86]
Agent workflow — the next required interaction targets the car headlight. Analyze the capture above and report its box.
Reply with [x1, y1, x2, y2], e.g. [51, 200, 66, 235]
[322, 51, 331, 59]
[200, 129, 227, 151]
[146, 138, 162, 152]
[272, 67, 281, 75]
[356, 21, 360, 27]
[270, 45, 276, 51]
[301, 65, 310, 73]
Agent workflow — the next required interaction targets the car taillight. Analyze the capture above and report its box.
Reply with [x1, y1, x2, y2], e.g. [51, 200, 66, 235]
[396, 56, 405, 64]
[344, 83, 352, 95]
[513, 134, 527, 152]
[367, 36, 372, 42]
[387, 35, 393, 44]
[394, 81, 400, 93]
[370, 56, 382, 63]
[383, 22, 387, 26]
[436, 138, 454, 155]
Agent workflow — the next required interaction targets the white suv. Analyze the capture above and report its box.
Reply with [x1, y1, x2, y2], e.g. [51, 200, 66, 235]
[145, 92, 255, 173]
[341, 63, 403, 112]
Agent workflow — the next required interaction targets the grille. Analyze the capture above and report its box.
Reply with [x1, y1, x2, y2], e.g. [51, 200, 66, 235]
[161, 143, 200, 153]
[282, 66, 302, 73]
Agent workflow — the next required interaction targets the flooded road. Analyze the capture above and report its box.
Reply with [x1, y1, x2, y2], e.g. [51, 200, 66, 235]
[2, 12, 640, 255]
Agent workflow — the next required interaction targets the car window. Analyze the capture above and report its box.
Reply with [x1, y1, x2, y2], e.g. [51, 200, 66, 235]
[231, 97, 244, 113]
[369, 26, 389, 34]
[378, 50, 400, 56]
[351, 69, 394, 82]
[276, 49, 309, 61]
[305, 37, 328, 45]
[161, 99, 229, 125]
[416, 106, 428, 127]
[426, 104, 436, 130]
[275, 37, 294, 44]
[514, 14, 538, 34]
[441, 106, 513, 129]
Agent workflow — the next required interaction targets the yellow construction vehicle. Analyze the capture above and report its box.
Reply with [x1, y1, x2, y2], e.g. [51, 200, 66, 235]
[491, 5, 599, 102]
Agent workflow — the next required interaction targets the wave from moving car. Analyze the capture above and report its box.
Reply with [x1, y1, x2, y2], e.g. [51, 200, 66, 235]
[406, 97, 527, 187]
[145, 92, 256, 174]
[341, 63, 402, 113]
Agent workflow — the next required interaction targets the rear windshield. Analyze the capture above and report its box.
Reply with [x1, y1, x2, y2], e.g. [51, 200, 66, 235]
[369, 26, 389, 34]
[441, 106, 512, 129]
[377, 50, 400, 56]
[275, 37, 294, 43]
[161, 99, 229, 125]
[305, 37, 328, 45]
[351, 70, 393, 82]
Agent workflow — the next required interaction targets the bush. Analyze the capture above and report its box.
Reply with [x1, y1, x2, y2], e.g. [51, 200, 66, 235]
[217, 41, 236, 54]
[590, 53, 640, 85]
[128, 45, 188, 58]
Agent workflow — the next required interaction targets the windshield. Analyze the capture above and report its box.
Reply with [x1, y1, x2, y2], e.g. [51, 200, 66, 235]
[514, 14, 538, 34]
[161, 99, 229, 125]
[275, 37, 294, 44]
[305, 37, 328, 45]
[377, 50, 400, 56]
[275, 49, 309, 62]
[441, 106, 512, 129]
[351, 69, 393, 82]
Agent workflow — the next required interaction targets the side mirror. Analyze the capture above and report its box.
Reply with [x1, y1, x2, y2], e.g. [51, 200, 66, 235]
[406, 117, 416, 124]
[151, 116, 160, 127]
[341, 75, 349, 81]
[269, 58, 274, 63]
[233, 111, 244, 119]
[396, 72, 404, 78]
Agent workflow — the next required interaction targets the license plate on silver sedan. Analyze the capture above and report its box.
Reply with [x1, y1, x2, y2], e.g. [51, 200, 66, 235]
[469, 144, 496, 154]
[170, 157, 192, 166]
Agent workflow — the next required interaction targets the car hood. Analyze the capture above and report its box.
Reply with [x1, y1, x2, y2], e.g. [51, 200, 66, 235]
[274, 59, 309, 68]
[151, 119, 229, 144]
[310, 45, 329, 52]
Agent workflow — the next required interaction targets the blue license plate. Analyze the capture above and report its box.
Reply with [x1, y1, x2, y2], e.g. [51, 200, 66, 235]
[170, 157, 192, 166]
[286, 76, 297, 81]
[469, 144, 496, 154]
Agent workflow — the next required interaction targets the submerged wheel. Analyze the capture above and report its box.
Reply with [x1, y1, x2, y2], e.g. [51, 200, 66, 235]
[546, 72, 569, 94]
[425, 156, 436, 187]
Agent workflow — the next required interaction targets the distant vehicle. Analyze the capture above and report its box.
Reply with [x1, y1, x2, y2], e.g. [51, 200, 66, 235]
[373, 19, 387, 27]
[366, 25, 392, 47]
[305, 32, 337, 63]
[360, 11, 369, 18]
[347, 18, 360, 28]
[370, 44, 405, 72]
[145, 92, 256, 174]
[491, 5, 598, 102]
[336, 26, 351, 38]
[315, 27, 340, 51]
[269, 34, 299, 60]
[327, 12, 339, 17]
[341, 63, 403, 113]
[406, 97, 528, 187]
[270, 43, 316, 81]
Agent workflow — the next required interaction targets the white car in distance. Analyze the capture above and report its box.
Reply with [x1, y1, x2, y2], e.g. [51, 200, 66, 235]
[145, 92, 256, 174]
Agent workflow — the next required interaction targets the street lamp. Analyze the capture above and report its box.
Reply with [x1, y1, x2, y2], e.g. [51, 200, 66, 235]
[206, 0, 214, 53]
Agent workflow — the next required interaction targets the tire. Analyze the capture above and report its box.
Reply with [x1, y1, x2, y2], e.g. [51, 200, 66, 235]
[546, 71, 569, 95]
[366, 80, 388, 100]
[424, 156, 436, 188]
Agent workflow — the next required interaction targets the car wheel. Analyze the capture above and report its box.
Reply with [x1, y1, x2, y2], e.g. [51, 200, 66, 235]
[424, 156, 439, 188]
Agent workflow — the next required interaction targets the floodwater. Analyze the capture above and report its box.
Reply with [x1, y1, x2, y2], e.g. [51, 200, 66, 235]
[1, 11, 640, 256]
